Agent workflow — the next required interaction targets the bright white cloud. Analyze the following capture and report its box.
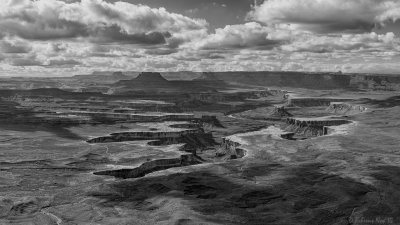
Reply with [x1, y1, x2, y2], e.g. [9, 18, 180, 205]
[193, 22, 285, 50]
[249, 0, 400, 33]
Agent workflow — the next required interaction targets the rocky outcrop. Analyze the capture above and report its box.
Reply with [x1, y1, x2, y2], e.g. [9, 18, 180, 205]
[285, 117, 351, 137]
[94, 154, 202, 179]
[217, 138, 246, 159]
[327, 102, 367, 115]
[198, 115, 225, 128]
[270, 106, 293, 118]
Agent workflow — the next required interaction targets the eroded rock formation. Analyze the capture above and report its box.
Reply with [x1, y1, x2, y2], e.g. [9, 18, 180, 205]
[217, 138, 246, 159]
[87, 125, 217, 153]
[270, 106, 293, 118]
[327, 102, 367, 115]
[94, 154, 202, 179]
[285, 117, 350, 137]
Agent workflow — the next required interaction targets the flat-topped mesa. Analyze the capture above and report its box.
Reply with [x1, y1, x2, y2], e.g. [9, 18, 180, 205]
[114, 72, 170, 88]
[287, 97, 353, 107]
[327, 102, 367, 115]
[134, 72, 169, 83]
[285, 117, 351, 137]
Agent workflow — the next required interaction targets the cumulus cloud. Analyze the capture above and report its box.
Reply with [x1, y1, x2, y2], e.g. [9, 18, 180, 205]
[0, 0, 208, 45]
[0, 0, 399, 74]
[194, 22, 285, 50]
[249, 0, 400, 33]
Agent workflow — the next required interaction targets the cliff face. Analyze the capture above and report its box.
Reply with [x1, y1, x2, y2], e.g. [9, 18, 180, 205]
[287, 98, 352, 107]
[285, 118, 350, 137]
[87, 128, 217, 153]
[94, 154, 202, 179]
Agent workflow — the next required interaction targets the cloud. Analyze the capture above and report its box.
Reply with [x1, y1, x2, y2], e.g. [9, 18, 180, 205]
[248, 0, 400, 33]
[281, 32, 399, 53]
[46, 59, 81, 67]
[194, 22, 284, 50]
[10, 56, 42, 67]
[0, 0, 208, 45]
[0, 39, 31, 53]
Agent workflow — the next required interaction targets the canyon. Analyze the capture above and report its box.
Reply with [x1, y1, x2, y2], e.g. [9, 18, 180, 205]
[0, 72, 399, 225]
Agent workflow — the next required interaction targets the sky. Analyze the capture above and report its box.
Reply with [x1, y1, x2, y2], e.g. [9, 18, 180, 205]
[0, 0, 400, 76]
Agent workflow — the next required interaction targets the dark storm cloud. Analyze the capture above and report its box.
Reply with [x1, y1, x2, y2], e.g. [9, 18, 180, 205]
[89, 26, 171, 45]
[0, 39, 32, 53]
[10, 57, 42, 67]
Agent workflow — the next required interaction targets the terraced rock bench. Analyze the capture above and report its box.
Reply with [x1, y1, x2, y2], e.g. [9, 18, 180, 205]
[286, 117, 351, 137]
[94, 154, 202, 179]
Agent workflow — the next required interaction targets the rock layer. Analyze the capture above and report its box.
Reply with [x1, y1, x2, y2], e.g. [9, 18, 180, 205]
[285, 117, 351, 137]
[94, 154, 202, 179]
[287, 97, 352, 107]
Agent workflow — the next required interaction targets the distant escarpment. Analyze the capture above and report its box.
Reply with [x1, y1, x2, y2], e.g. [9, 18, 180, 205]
[350, 75, 400, 91]
[113, 72, 227, 93]
[199, 72, 400, 91]
[285, 117, 351, 138]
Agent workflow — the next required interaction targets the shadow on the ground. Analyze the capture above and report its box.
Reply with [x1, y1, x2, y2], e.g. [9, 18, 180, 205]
[88, 162, 400, 225]
[362, 96, 400, 108]
[0, 99, 83, 140]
